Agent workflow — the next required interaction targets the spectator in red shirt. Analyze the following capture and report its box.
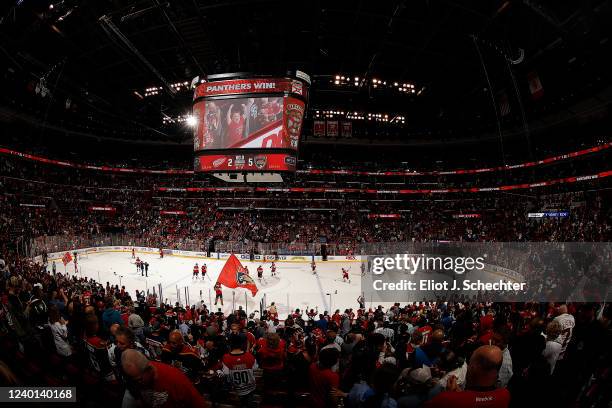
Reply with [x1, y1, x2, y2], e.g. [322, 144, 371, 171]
[122, 349, 207, 408]
[309, 348, 340, 408]
[425, 345, 510, 408]
[256, 332, 286, 384]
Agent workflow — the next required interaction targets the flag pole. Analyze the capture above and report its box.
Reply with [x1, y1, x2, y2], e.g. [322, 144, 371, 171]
[245, 292, 248, 316]
[232, 291, 236, 311]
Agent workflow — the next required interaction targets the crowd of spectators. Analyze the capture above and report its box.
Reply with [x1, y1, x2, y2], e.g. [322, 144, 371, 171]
[0, 145, 611, 407]
[0, 252, 610, 407]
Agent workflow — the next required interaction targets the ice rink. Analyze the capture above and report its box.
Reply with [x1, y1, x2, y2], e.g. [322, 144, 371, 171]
[48, 251, 362, 316]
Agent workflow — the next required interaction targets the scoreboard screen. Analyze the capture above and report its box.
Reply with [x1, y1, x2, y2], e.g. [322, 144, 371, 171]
[193, 73, 309, 172]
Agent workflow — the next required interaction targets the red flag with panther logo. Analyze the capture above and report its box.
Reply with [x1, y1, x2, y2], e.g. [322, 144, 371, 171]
[62, 252, 72, 266]
[216, 254, 258, 296]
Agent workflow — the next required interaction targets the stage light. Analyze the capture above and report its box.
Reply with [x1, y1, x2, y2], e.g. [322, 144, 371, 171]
[185, 115, 197, 127]
[334, 80, 340, 84]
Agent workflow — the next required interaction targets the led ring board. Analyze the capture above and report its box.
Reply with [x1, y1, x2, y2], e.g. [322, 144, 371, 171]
[193, 71, 310, 172]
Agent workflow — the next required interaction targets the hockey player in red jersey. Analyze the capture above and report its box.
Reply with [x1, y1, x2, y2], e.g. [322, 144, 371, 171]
[159, 248, 163, 258]
[311, 261, 317, 274]
[214, 283, 223, 306]
[257, 265, 263, 281]
[201, 263, 207, 279]
[270, 262, 277, 277]
[192, 263, 199, 279]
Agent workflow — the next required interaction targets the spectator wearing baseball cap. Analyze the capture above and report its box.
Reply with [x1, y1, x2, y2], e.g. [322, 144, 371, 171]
[396, 365, 442, 408]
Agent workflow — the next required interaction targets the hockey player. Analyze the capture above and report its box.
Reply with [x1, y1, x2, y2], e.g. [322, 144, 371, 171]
[342, 267, 350, 282]
[311, 261, 317, 274]
[257, 265, 263, 281]
[214, 283, 223, 306]
[135, 257, 141, 273]
[201, 263, 207, 279]
[159, 248, 164, 259]
[132, 248, 135, 259]
[270, 262, 277, 277]
[193, 263, 199, 279]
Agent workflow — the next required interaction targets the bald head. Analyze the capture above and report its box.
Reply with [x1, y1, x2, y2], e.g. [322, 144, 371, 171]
[168, 330, 184, 352]
[558, 304, 568, 314]
[121, 349, 149, 378]
[466, 345, 503, 389]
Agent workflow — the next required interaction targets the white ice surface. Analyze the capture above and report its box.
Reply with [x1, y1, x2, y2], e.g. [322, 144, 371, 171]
[50, 252, 361, 316]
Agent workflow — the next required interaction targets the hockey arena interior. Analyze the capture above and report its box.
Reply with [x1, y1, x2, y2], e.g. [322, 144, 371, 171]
[0, 1, 611, 407]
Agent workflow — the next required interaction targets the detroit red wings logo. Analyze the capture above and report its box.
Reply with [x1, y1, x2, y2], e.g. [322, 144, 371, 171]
[212, 157, 226, 168]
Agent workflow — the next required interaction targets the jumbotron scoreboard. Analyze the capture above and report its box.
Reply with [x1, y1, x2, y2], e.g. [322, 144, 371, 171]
[192, 71, 310, 178]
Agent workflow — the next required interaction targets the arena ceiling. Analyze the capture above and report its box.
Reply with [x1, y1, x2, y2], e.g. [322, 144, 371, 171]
[1, 0, 611, 144]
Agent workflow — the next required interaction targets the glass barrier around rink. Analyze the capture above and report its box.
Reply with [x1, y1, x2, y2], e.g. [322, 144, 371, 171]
[30, 235, 358, 257]
[29, 234, 211, 257]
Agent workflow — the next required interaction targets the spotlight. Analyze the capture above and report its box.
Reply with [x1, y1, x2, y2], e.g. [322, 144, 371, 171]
[185, 115, 197, 127]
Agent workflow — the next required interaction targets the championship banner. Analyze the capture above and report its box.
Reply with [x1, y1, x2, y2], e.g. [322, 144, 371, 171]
[452, 214, 482, 218]
[216, 254, 258, 296]
[327, 120, 339, 137]
[341, 121, 352, 138]
[313, 120, 325, 137]
[194, 78, 307, 99]
[160, 210, 187, 215]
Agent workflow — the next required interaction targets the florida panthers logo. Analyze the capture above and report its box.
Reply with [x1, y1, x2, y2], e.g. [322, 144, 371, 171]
[254, 155, 267, 169]
[236, 268, 256, 285]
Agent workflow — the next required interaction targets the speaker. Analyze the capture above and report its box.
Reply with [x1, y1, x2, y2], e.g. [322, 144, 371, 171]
[321, 244, 327, 261]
